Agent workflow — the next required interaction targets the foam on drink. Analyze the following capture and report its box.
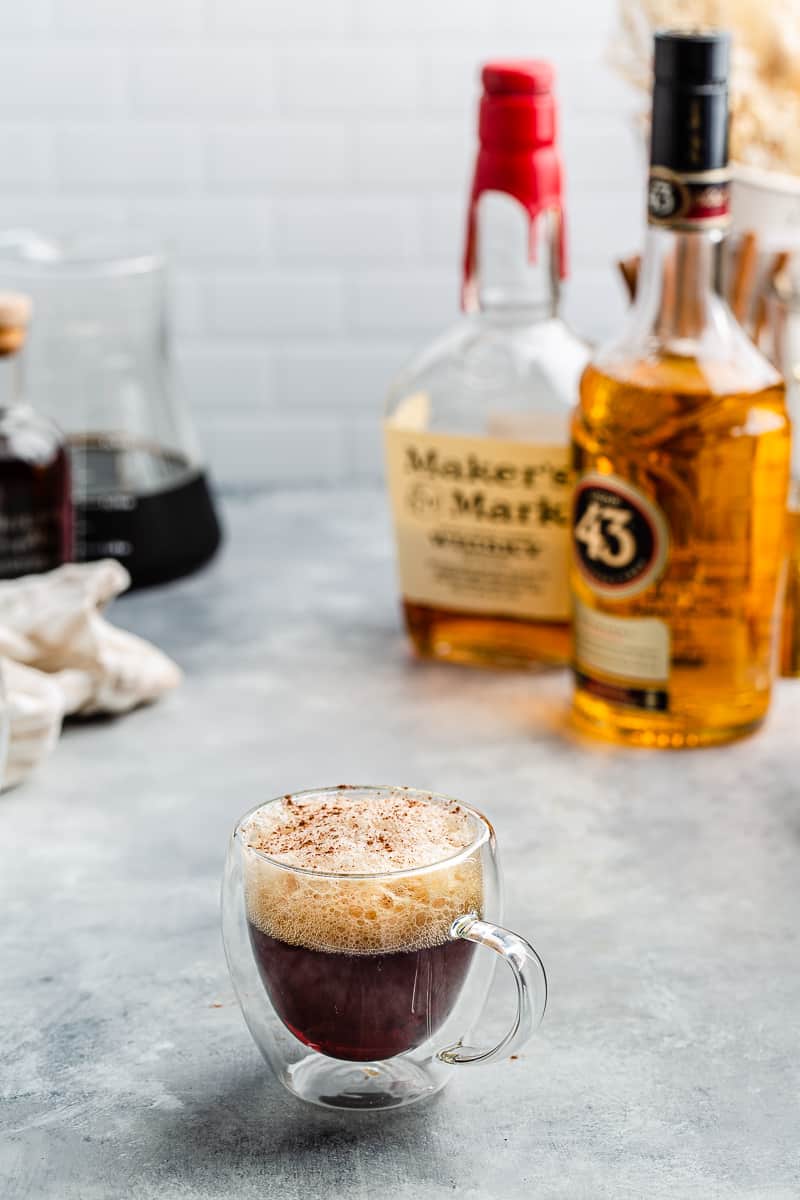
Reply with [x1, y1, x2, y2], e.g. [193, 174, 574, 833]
[241, 788, 483, 955]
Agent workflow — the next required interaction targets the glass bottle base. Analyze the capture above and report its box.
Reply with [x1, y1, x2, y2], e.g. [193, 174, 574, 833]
[283, 1052, 447, 1110]
[571, 688, 766, 749]
[403, 600, 569, 671]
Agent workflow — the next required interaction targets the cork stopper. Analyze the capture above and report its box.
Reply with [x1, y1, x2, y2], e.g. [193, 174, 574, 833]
[0, 292, 32, 356]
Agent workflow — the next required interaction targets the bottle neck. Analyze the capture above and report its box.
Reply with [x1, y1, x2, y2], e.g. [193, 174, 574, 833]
[631, 223, 727, 350]
[472, 192, 560, 324]
[0, 347, 22, 410]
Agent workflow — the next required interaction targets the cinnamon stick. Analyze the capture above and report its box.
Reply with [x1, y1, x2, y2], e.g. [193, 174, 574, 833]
[618, 255, 641, 301]
[752, 250, 791, 347]
[730, 231, 759, 323]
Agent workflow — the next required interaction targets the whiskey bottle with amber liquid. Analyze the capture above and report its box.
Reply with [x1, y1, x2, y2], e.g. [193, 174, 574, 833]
[0, 293, 72, 578]
[385, 61, 587, 669]
[571, 32, 791, 747]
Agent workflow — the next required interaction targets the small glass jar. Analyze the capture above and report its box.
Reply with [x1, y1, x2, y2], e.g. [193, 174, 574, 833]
[0, 291, 72, 578]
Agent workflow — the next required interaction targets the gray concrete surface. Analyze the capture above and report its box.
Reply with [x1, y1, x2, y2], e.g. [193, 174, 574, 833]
[2, 490, 799, 1200]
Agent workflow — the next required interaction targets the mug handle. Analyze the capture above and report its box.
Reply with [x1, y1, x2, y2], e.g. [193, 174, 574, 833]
[436, 912, 547, 1066]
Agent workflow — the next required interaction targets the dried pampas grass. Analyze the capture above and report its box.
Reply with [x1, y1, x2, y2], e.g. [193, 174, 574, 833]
[615, 0, 800, 176]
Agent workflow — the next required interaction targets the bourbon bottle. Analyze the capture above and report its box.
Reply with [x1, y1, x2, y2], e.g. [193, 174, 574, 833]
[385, 61, 587, 669]
[571, 32, 791, 746]
[0, 293, 72, 577]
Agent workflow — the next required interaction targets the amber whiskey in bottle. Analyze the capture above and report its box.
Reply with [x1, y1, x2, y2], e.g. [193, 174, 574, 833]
[571, 32, 791, 747]
[0, 293, 72, 577]
[385, 62, 587, 669]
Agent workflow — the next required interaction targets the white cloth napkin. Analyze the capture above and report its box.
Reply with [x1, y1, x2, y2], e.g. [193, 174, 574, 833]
[0, 560, 181, 788]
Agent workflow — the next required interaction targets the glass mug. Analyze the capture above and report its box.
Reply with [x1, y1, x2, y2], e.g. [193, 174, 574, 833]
[221, 785, 547, 1110]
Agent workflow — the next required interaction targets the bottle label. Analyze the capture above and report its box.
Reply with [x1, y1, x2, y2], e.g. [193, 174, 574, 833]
[647, 166, 730, 230]
[0, 508, 66, 577]
[384, 424, 572, 621]
[573, 600, 670, 712]
[573, 473, 671, 711]
[573, 473, 669, 599]
[574, 599, 670, 681]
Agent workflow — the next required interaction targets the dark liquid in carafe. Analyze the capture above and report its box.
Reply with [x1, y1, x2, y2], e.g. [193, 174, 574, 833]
[248, 921, 475, 1062]
[70, 438, 221, 588]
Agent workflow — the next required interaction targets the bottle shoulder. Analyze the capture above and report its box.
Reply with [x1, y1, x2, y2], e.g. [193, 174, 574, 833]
[575, 357, 789, 454]
[582, 353, 785, 403]
[386, 315, 589, 438]
[0, 404, 67, 466]
[588, 296, 783, 399]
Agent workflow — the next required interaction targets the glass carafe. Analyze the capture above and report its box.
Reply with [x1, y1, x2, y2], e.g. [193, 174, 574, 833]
[0, 231, 221, 587]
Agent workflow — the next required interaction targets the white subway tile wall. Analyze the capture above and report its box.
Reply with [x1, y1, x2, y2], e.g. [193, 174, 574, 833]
[0, 0, 642, 487]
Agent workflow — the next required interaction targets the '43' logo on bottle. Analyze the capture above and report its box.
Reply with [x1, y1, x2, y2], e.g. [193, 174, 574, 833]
[648, 173, 685, 221]
[573, 474, 669, 599]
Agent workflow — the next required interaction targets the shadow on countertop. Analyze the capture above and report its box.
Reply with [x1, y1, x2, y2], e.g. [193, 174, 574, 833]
[144, 1066, 457, 1196]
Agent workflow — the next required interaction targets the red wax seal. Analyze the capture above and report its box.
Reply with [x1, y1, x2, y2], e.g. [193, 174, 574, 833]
[462, 60, 566, 309]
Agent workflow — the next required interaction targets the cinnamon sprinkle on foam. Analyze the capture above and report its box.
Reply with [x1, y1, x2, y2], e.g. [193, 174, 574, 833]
[241, 789, 483, 954]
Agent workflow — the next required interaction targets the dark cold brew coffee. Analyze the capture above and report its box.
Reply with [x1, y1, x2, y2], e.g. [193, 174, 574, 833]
[248, 924, 475, 1061]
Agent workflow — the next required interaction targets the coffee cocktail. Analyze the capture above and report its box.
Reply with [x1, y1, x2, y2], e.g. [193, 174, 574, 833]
[224, 784, 547, 1110]
[241, 788, 482, 1062]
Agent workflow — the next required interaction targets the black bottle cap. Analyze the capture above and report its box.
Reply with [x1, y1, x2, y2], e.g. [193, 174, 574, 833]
[650, 29, 730, 179]
[654, 30, 730, 88]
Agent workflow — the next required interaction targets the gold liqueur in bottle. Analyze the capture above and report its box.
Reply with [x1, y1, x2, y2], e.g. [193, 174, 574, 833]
[385, 62, 587, 669]
[571, 32, 791, 747]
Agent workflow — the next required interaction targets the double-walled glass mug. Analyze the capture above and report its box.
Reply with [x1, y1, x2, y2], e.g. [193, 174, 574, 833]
[221, 785, 547, 1110]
